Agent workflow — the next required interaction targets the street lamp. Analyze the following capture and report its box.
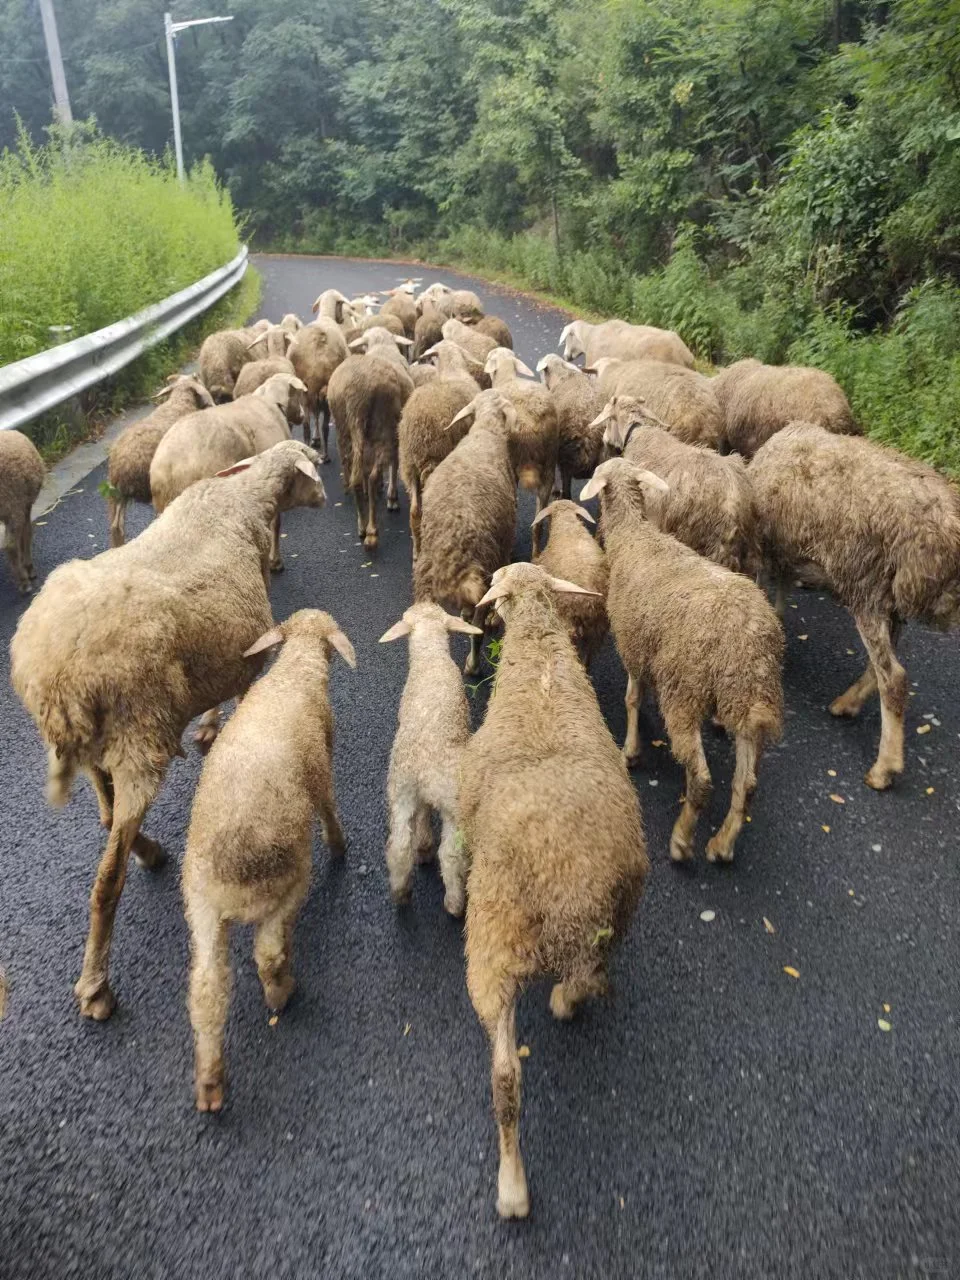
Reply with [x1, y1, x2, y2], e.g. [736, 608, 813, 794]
[164, 11, 234, 182]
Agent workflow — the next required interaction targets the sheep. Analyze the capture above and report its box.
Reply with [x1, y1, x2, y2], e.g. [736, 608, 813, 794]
[287, 319, 349, 463]
[587, 358, 723, 449]
[398, 341, 480, 558]
[183, 608, 355, 1112]
[749, 422, 960, 789]
[150, 374, 307, 571]
[346, 312, 408, 344]
[347, 325, 415, 368]
[560, 318, 694, 369]
[412, 300, 446, 361]
[592, 395, 760, 575]
[581, 457, 783, 864]
[531, 500, 608, 664]
[484, 347, 560, 547]
[417, 284, 484, 322]
[536, 353, 605, 498]
[198, 329, 253, 402]
[232, 356, 296, 400]
[279, 313, 303, 334]
[711, 359, 859, 457]
[441, 317, 497, 367]
[10, 439, 326, 1020]
[104, 374, 214, 548]
[408, 363, 438, 388]
[327, 337, 414, 550]
[379, 602, 482, 915]
[379, 289, 418, 339]
[413, 390, 519, 675]
[0, 429, 44, 594]
[459, 561, 648, 1219]
[246, 324, 293, 361]
[310, 288, 354, 328]
[471, 314, 513, 349]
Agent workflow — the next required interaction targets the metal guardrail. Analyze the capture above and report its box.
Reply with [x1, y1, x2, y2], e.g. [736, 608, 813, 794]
[0, 245, 248, 432]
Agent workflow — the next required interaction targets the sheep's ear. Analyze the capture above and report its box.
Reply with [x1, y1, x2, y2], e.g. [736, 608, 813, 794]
[548, 575, 602, 597]
[290, 377, 308, 392]
[379, 619, 412, 643]
[448, 402, 476, 429]
[348, 336, 366, 350]
[311, 297, 321, 314]
[243, 626, 285, 657]
[445, 614, 484, 636]
[335, 301, 345, 324]
[513, 358, 536, 378]
[246, 336, 264, 350]
[574, 504, 595, 525]
[633, 467, 669, 494]
[394, 335, 414, 347]
[582, 365, 599, 377]
[152, 383, 176, 399]
[535, 354, 552, 373]
[558, 322, 574, 348]
[477, 578, 511, 607]
[283, 331, 293, 351]
[216, 456, 257, 477]
[295, 457, 320, 481]
[589, 401, 614, 428]
[579, 472, 607, 501]
[329, 629, 357, 669]
[532, 501, 558, 527]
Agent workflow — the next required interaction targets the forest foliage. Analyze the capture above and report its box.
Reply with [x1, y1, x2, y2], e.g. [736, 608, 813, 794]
[4, 0, 960, 469]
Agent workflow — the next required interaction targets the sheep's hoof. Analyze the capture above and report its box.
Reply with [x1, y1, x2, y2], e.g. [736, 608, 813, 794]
[549, 983, 576, 1021]
[496, 1162, 530, 1220]
[195, 1074, 225, 1113]
[17, 581, 32, 595]
[263, 974, 295, 1013]
[193, 724, 219, 753]
[705, 834, 735, 863]
[621, 750, 641, 770]
[829, 694, 861, 719]
[76, 980, 116, 1021]
[134, 835, 166, 871]
[386, 496, 400, 512]
[270, 557, 284, 574]
[363, 534, 379, 551]
[443, 891, 465, 918]
[390, 883, 412, 907]
[669, 834, 695, 863]
[415, 843, 434, 865]
[327, 830, 347, 858]
[28, 566, 38, 580]
[864, 764, 897, 791]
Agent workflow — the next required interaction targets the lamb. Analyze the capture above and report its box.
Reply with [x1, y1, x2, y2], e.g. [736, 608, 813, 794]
[10, 439, 326, 1020]
[441, 318, 497, 367]
[536, 353, 605, 498]
[459, 561, 648, 1219]
[104, 374, 214, 548]
[531, 501, 608, 664]
[0, 429, 44, 594]
[711, 359, 858, 456]
[327, 337, 414, 549]
[581, 457, 783, 864]
[483, 347, 560, 546]
[588, 358, 723, 449]
[593, 395, 760, 574]
[232, 356, 296, 399]
[471, 314, 513, 349]
[379, 289, 418, 339]
[411, 300, 446, 361]
[560, 318, 694, 369]
[379, 602, 482, 915]
[413, 390, 519, 675]
[198, 328, 253, 401]
[287, 320, 349, 462]
[398, 341, 480, 558]
[749, 422, 960, 789]
[183, 608, 355, 1112]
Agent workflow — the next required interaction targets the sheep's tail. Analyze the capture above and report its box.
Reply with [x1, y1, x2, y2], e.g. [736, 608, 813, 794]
[46, 745, 79, 807]
[743, 699, 783, 747]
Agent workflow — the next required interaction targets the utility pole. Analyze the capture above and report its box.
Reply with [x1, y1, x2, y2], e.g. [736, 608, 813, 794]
[163, 12, 234, 182]
[38, 0, 73, 126]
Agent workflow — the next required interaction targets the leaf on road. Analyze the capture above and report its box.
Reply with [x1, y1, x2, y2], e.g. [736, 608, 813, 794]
[926, 786, 934, 795]
[798, 634, 808, 641]
[822, 824, 831, 833]
[268, 1015, 278, 1027]
[827, 769, 837, 777]
[877, 1018, 892, 1033]
[783, 966, 800, 979]
[763, 917, 775, 934]
[403, 1022, 412, 1037]
[699, 910, 716, 923]
[518, 1045, 531, 1059]
[829, 794, 845, 804]
[651, 739, 666, 748]
[846, 648, 855, 655]
[361, 561, 372, 568]
[883, 1002, 891, 1013]
[916, 724, 932, 735]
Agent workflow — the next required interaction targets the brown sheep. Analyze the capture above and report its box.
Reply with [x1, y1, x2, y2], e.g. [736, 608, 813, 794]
[536, 353, 606, 498]
[411, 301, 446, 362]
[531, 500, 609, 664]
[594, 396, 760, 575]
[10, 440, 326, 1020]
[750, 422, 960, 789]
[287, 320, 349, 463]
[379, 289, 418, 339]
[582, 457, 783, 864]
[198, 329, 252, 402]
[232, 357, 296, 399]
[441, 318, 497, 367]
[413, 391, 519, 674]
[345, 312, 407, 344]
[0, 429, 45, 594]
[460, 561, 648, 1219]
[588, 358, 724, 449]
[471, 314, 513, 349]
[105, 374, 214, 548]
[711, 359, 859, 456]
[327, 339, 414, 550]
[183, 608, 355, 1112]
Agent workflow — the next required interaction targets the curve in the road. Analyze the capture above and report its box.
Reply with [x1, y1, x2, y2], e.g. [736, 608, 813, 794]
[0, 255, 957, 1280]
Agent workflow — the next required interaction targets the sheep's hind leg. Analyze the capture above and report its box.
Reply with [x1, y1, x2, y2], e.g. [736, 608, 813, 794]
[386, 452, 400, 512]
[4, 514, 28, 593]
[463, 604, 487, 677]
[550, 963, 608, 1021]
[621, 673, 644, 767]
[363, 472, 380, 550]
[666, 721, 711, 863]
[856, 613, 907, 790]
[706, 730, 759, 863]
[75, 779, 154, 1019]
[829, 662, 878, 718]
[317, 403, 331, 463]
[436, 806, 466, 917]
[269, 513, 284, 573]
[187, 898, 230, 1112]
[254, 892, 305, 1013]
[21, 501, 37, 579]
[385, 783, 418, 905]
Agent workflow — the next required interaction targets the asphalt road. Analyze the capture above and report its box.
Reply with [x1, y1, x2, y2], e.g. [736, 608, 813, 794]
[1, 255, 958, 1280]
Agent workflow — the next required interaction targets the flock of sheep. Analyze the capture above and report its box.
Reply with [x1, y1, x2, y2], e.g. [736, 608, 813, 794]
[2, 275, 959, 1222]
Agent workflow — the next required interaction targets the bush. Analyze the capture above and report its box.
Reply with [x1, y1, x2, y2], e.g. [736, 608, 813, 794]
[0, 119, 240, 366]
